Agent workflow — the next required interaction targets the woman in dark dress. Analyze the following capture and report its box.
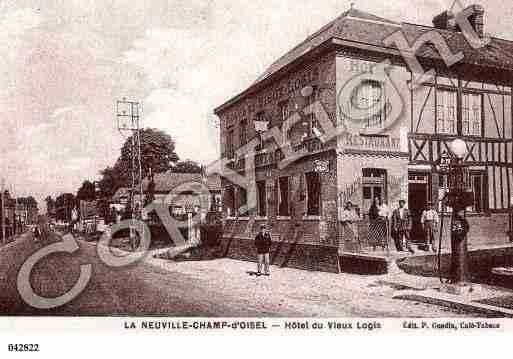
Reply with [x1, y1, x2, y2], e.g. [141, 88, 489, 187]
[368, 197, 382, 248]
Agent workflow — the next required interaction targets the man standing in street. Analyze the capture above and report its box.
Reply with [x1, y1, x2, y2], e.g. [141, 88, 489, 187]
[254, 224, 272, 276]
[391, 200, 414, 253]
[421, 201, 440, 252]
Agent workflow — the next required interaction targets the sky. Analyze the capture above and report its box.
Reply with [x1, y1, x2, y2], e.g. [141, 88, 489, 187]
[0, 0, 512, 209]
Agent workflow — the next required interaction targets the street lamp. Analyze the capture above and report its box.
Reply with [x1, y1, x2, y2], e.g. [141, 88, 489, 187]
[445, 138, 474, 287]
[449, 138, 467, 159]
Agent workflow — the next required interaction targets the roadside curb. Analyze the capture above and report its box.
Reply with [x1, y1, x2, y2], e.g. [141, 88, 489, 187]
[394, 289, 513, 317]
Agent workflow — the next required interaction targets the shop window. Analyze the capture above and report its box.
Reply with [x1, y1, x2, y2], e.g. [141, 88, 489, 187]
[257, 181, 267, 217]
[278, 177, 290, 216]
[305, 172, 321, 216]
[436, 89, 457, 135]
[352, 80, 385, 129]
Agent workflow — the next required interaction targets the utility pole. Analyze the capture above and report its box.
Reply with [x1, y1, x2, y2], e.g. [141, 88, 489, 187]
[12, 183, 17, 236]
[116, 98, 143, 250]
[1, 178, 5, 244]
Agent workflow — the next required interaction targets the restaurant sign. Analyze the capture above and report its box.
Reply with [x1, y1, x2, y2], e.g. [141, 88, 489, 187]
[340, 133, 402, 153]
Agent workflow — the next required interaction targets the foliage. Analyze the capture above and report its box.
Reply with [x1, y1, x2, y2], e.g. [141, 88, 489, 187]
[76, 180, 96, 202]
[55, 193, 76, 221]
[97, 128, 179, 199]
[97, 164, 127, 199]
[118, 128, 179, 181]
[45, 196, 56, 216]
[171, 160, 202, 174]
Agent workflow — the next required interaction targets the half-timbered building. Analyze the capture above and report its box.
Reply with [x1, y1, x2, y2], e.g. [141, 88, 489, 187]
[214, 4, 513, 272]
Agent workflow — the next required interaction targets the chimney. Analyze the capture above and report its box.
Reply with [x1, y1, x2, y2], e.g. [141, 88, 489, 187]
[432, 10, 457, 31]
[432, 5, 485, 38]
[463, 4, 485, 38]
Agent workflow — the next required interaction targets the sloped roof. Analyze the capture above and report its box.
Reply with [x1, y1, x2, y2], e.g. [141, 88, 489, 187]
[141, 171, 221, 193]
[255, 7, 400, 83]
[216, 6, 513, 113]
[260, 7, 513, 79]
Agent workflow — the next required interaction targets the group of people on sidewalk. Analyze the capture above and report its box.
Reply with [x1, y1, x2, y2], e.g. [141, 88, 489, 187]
[342, 197, 441, 254]
[252, 197, 445, 276]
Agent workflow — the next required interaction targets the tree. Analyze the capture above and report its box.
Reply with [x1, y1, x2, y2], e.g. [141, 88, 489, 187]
[76, 180, 96, 202]
[55, 193, 76, 222]
[45, 196, 55, 217]
[97, 164, 127, 199]
[25, 196, 38, 209]
[118, 128, 179, 181]
[172, 160, 202, 174]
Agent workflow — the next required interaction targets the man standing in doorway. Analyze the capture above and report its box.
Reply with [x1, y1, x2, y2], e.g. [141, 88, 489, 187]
[421, 201, 439, 252]
[392, 200, 414, 253]
[254, 224, 272, 276]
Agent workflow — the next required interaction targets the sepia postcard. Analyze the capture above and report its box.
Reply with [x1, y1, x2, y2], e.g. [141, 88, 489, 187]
[1, 0, 513, 355]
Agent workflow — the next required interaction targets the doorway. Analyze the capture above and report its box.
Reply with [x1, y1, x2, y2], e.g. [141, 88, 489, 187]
[408, 173, 430, 243]
[362, 168, 386, 216]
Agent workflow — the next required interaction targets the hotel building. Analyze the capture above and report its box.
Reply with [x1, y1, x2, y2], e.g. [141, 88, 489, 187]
[214, 5, 513, 272]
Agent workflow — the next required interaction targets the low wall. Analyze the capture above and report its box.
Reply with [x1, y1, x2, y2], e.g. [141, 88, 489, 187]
[218, 236, 341, 273]
[397, 245, 513, 286]
[438, 213, 512, 247]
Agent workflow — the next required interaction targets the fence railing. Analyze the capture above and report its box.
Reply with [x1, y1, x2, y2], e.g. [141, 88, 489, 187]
[339, 218, 391, 254]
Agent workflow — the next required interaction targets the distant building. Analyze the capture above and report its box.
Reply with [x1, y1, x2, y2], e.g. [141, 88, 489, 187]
[0, 190, 16, 238]
[139, 171, 222, 216]
[15, 197, 39, 225]
[110, 187, 130, 212]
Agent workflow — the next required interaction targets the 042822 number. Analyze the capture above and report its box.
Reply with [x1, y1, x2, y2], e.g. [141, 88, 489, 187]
[8, 344, 39, 352]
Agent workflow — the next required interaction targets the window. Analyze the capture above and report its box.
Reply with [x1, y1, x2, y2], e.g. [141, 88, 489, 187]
[238, 186, 248, 217]
[279, 101, 290, 123]
[437, 89, 457, 134]
[462, 93, 482, 136]
[304, 113, 322, 138]
[468, 171, 488, 213]
[240, 119, 247, 146]
[225, 186, 235, 217]
[255, 111, 266, 123]
[257, 181, 267, 217]
[278, 177, 290, 216]
[254, 112, 267, 152]
[305, 172, 321, 216]
[226, 129, 235, 159]
[352, 80, 385, 129]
